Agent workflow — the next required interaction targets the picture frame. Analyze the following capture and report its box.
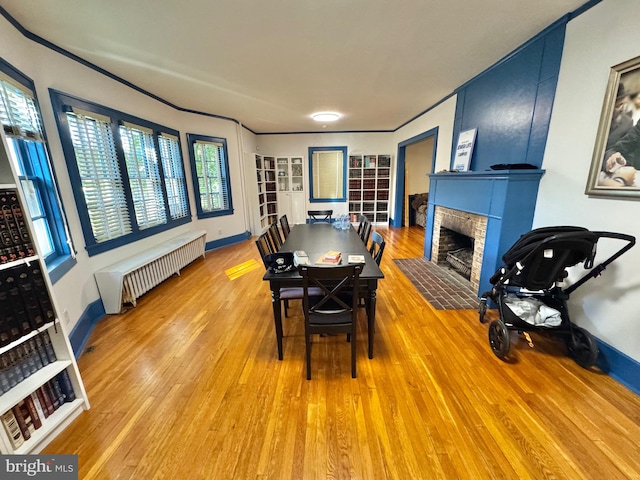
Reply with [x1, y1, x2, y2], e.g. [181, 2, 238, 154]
[586, 55, 640, 197]
[453, 128, 477, 172]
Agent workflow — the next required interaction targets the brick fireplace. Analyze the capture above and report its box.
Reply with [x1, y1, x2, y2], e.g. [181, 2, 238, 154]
[431, 207, 487, 293]
[425, 169, 545, 296]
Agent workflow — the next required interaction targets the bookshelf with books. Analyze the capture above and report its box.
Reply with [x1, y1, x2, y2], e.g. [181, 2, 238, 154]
[0, 129, 89, 454]
[255, 154, 278, 230]
[348, 154, 391, 224]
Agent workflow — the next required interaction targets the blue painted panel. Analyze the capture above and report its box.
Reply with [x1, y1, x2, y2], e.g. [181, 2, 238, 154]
[479, 218, 504, 294]
[457, 40, 543, 172]
[427, 178, 493, 215]
[526, 78, 557, 166]
[423, 203, 436, 259]
[450, 22, 567, 172]
[539, 25, 566, 81]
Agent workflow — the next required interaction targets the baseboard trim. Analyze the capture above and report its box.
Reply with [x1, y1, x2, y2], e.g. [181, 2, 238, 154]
[69, 299, 105, 358]
[205, 231, 251, 251]
[596, 339, 640, 396]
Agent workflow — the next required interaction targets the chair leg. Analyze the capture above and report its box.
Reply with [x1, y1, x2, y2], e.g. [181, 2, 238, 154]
[351, 328, 356, 378]
[284, 299, 289, 318]
[306, 333, 312, 380]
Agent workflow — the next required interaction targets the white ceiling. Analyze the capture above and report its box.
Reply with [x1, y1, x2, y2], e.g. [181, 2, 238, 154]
[0, 0, 589, 133]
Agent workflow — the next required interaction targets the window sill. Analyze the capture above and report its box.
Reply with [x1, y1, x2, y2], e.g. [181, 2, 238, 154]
[47, 254, 77, 284]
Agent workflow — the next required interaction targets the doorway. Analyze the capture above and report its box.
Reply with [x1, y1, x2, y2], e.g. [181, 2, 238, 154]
[392, 128, 438, 234]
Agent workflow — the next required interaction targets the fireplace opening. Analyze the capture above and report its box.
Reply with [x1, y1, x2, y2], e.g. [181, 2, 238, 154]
[431, 206, 488, 293]
[437, 227, 474, 281]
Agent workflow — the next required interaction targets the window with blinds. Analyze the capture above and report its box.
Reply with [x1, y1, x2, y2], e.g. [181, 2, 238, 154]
[187, 134, 233, 218]
[0, 62, 73, 273]
[158, 134, 189, 220]
[50, 90, 191, 255]
[66, 110, 133, 242]
[309, 146, 347, 202]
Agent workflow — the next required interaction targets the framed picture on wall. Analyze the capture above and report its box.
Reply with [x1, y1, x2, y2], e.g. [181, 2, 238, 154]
[586, 55, 640, 197]
[453, 128, 477, 172]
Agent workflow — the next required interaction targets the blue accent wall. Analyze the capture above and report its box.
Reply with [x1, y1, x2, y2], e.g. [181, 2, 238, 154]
[452, 23, 566, 171]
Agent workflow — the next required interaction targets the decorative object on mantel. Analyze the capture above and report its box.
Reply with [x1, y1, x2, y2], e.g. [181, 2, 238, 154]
[453, 128, 477, 172]
[586, 54, 640, 198]
[489, 163, 538, 170]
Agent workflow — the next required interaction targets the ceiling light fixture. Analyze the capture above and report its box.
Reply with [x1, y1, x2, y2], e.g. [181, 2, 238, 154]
[311, 112, 341, 122]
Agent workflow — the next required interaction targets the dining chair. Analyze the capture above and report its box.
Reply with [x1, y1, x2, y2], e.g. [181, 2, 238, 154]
[360, 220, 372, 247]
[269, 222, 283, 251]
[299, 264, 362, 379]
[357, 214, 367, 236]
[255, 232, 274, 268]
[279, 214, 291, 240]
[256, 231, 315, 317]
[369, 231, 386, 266]
[308, 210, 333, 224]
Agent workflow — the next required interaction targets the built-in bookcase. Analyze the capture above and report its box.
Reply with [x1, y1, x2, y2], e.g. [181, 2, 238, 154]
[255, 154, 278, 230]
[0, 129, 89, 454]
[348, 154, 391, 224]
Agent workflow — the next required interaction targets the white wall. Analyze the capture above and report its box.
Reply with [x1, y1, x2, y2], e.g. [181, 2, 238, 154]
[256, 133, 396, 219]
[537, 0, 640, 361]
[406, 137, 434, 195]
[392, 97, 457, 174]
[0, 16, 250, 331]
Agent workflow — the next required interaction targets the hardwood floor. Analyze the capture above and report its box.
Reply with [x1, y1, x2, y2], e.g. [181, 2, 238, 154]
[45, 226, 640, 479]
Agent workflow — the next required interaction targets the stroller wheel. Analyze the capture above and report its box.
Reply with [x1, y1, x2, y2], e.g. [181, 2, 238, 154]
[567, 326, 599, 368]
[488, 320, 510, 359]
[479, 298, 487, 323]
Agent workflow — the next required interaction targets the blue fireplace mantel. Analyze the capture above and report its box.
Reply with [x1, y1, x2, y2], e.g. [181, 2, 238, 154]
[425, 169, 545, 296]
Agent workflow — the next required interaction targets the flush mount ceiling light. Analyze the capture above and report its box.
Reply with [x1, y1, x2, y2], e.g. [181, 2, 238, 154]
[311, 112, 341, 122]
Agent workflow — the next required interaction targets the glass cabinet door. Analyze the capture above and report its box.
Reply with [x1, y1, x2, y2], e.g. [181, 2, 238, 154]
[277, 157, 289, 191]
[291, 157, 303, 192]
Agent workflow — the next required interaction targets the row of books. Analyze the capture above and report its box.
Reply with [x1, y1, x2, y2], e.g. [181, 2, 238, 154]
[1, 370, 76, 449]
[0, 262, 55, 347]
[0, 330, 57, 395]
[0, 190, 35, 265]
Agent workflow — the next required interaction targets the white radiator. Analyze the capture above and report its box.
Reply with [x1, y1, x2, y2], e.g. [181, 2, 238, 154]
[95, 230, 206, 314]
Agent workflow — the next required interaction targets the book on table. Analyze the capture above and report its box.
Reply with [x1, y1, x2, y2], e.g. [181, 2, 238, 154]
[316, 250, 342, 265]
[347, 254, 366, 264]
[293, 250, 309, 266]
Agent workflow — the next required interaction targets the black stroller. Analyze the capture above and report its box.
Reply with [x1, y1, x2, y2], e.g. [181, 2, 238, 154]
[479, 226, 635, 368]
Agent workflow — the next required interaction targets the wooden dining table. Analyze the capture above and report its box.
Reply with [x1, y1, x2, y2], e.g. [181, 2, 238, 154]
[262, 223, 385, 360]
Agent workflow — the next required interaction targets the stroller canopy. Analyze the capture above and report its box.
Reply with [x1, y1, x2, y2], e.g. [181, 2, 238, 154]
[499, 226, 598, 290]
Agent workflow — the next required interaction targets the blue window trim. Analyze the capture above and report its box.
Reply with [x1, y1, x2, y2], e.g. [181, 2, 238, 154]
[0, 57, 75, 274]
[49, 89, 192, 256]
[308, 146, 347, 203]
[186, 133, 234, 219]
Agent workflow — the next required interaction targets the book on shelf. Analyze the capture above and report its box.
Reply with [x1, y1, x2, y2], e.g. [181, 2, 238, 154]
[347, 254, 366, 264]
[316, 251, 342, 265]
[1, 409, 24, 449]
[11, 401, 32, 441]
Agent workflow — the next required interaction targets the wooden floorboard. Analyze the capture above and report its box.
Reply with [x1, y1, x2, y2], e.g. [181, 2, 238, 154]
[44, 226, 640, 479]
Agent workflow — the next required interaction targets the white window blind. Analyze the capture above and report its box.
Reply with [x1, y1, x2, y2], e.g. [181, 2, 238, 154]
[66, 110, 133, 242]
[193, 140, 229, 212]
[119, 123, 167, 229]
[158, 134, 189, 220]
[0, 72, 43, 141]
[312, 150, 344, 199]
